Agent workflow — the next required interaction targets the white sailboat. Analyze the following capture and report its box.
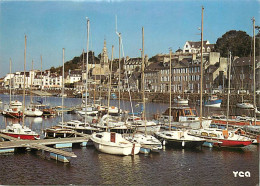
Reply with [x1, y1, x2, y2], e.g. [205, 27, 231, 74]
[155, 7, 206, 149]
[44, 48, 75, 138]
[91, 132, 141, 155]
[2, 59, 23, 119]
[90, 18, 140, 155]
[124, 27, 162, 153]
[24, 60, 43, 117]
[1, 35, 40, 140]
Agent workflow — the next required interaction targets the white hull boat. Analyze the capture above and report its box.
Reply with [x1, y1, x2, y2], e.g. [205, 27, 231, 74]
[24, 107, 43, 117]
[155, 130, 205, 148]
[126, 116, 161, 133]
[91, 132, 141, 155]
[124, 133, 162, 152]
[236, 103, 254, 109]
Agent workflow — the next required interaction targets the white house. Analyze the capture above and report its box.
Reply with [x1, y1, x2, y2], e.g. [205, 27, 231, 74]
[183, 40, 215, 54]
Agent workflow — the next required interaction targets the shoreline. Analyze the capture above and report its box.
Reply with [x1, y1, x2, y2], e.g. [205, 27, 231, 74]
[0, 88, 259, 107]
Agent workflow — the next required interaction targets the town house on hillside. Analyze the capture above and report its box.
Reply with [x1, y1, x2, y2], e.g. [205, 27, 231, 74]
[231, 56, 260, 92]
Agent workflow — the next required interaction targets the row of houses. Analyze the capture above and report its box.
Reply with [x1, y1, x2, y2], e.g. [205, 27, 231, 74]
[1, 40, 259, 94]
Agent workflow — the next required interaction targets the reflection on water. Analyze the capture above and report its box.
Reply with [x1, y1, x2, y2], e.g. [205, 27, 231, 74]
[0, 94, 258, 185]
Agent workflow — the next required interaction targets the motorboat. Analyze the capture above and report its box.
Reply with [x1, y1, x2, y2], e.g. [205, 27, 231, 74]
[124, 133, 162, 153]
[204, 95, 222, 108]
[188, 128, 253, 148]
[0, 123, 40, 140]
[174, 96, 188, 105]
[126, 115, 160, 133]
[154, 130, 205, 148]
[2, 107, 23, 118]
[158, 106, 211, 129]
[59, 120, 100, 134]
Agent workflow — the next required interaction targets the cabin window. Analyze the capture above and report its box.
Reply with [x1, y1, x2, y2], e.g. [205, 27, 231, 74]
[96, 134, 103, 138]
[166, 134, 172, 137]
[191, 109, 197, 116]
[201, 132, 208, 136]
[209, 133, 217, 137]
[184, 109, 191, 116]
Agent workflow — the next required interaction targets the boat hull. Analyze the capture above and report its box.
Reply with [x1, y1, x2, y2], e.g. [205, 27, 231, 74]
[205, 99, 222, 108]
[92, 141, 140, 156]
[214, 139, 252, 148]
[236, 103, 254, 109]
[159, 138, 204, 148]
[134, 125, 161, 133]
[1, 132, 39, 140]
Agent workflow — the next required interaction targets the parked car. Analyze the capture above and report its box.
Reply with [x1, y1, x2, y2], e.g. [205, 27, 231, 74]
[256, 90, 260, 94]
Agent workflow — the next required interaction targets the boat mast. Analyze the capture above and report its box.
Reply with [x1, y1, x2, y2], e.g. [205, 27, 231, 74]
[40, 55, 42, 99]
[82, 49, 84, 102]
[9, 58, 12, 104]
[141, 27, 146, 135]
[116, 16, 121, 112]
[227, 52, 232, 129]
[93, 51, 96, 105]
[62, 48, 65, 128]
[107, 45, 114, 117]
[85, 17, 90, 125]
[199, 6, 204, 128]
[22, 35, 27, 128]
[252, 17, 256, 125]
[30, 60, 33, 104]
[169, 48, 172, 131]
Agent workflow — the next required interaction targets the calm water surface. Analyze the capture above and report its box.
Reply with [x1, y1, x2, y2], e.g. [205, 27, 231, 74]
[0, 94, 259, 185]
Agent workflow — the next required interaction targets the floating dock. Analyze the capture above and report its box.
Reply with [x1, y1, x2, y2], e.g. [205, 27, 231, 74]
[0, 133, 91, 163]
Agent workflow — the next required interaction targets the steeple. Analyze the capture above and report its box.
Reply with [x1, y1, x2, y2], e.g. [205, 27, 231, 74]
[101, 39, 108, 67]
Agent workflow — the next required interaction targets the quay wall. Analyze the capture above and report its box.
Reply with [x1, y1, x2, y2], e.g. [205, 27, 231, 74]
[0, 89, 259, 107]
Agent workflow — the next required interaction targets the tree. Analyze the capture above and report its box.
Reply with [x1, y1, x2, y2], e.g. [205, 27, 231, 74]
[215, 30, 251, 57]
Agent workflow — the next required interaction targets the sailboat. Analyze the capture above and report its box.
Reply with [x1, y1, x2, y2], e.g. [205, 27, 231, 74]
[0, 35, 40, 140]
[24, 60, 43, 117]
[189, 51, 253, 147]
[44, 48, 75, 138]
[155, 14, 206, 148]
[2, 59, 23, 119]
[124, 27, 162, 153]
[236, 68, 254, 109]
[91, 17, 141, 155]
[126, 28, 160, 133]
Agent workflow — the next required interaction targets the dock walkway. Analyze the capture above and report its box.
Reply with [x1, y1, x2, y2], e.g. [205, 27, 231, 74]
[0, 133, 91, 161]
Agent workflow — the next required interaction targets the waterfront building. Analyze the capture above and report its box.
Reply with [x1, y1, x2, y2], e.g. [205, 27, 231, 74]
[143, 51, 229, 93]
[65, 70, 82, 84]
[231, 56, 260, 93]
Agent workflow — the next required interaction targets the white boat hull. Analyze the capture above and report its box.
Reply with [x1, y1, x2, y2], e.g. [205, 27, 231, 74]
[134, 125, 161, 133]
[91, 132, 141, 156]
[236, 103, 254, 109]
[205, 103, 221, 108]
[24, 110, 43, 117]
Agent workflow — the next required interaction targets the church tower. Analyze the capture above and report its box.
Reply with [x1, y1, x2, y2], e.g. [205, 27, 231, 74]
[100, 39, 109, 67]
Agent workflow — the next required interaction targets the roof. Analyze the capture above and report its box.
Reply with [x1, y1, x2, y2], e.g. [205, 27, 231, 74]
[145, 62, 167, 72]
[187, 41, 215, 50]
[206, 65, 218, 73]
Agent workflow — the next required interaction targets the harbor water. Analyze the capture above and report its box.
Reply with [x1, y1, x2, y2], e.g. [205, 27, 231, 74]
[0, 94, 259, 185]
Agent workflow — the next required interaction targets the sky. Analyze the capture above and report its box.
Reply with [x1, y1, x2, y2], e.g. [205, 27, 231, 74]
[0, 0, 259, 78]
